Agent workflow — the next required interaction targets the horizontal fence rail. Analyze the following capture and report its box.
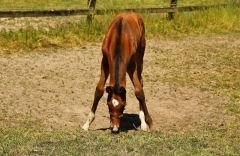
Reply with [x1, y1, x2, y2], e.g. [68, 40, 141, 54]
[0, 3, 238, 18]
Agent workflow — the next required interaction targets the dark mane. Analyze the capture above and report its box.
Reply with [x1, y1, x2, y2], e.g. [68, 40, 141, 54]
[114, 17, 123, 94]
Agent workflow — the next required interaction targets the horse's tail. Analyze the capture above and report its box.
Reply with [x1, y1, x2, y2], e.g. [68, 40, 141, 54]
[114, 17, 123, 94]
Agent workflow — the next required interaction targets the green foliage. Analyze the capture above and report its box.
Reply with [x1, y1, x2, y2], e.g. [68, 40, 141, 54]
[0, 5, 239, 52]
[0, 125, 240, 155]
[144, 5, 240, 36]
[0, 0, 230, 11]
[0, 0, 87, 11]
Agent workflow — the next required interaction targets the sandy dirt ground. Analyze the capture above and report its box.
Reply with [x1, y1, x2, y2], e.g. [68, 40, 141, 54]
[0, 36, 235, 133]
[0, 16, 84, 32]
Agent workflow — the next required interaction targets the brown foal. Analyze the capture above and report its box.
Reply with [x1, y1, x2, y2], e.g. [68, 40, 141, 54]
[82, 12, 153, 133]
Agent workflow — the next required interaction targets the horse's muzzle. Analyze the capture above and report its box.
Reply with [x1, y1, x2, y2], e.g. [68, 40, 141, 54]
[111, 125, 119, 134]
[110, 112, 122, 134]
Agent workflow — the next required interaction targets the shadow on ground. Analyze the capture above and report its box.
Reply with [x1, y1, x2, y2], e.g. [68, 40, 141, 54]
[96, 113, 141, 132]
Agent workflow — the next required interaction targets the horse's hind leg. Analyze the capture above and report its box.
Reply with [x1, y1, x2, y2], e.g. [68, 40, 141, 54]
[136, 34, 146, 87]
[136, 36, 151, 130]
[82, 57, 109, 131]
[128, 63, 153, 131]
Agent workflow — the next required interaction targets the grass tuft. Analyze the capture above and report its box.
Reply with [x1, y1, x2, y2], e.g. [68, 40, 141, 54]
[0, 5, 239, 53]
[0, 125, 240, 155]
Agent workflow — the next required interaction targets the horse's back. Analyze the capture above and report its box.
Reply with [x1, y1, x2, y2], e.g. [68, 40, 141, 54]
[102, 12, 145, 57]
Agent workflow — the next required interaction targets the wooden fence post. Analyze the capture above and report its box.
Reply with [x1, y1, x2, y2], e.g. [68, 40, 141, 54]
[168, 0, 177, 20]
[87, 0, 96, 23]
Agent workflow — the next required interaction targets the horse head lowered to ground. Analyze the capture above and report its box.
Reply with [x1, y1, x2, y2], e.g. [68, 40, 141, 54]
[82, 12, 153, 133]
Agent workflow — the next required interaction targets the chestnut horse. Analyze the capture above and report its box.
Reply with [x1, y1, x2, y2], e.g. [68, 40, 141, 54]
[82, 12, 153, 133]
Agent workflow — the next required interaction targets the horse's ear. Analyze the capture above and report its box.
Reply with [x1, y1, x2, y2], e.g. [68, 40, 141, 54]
[106, 86, 113, 94]
[120, 87, 126, 101]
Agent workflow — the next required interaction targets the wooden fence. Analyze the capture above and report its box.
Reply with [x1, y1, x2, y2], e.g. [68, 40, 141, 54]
[0, 0, 238, 22]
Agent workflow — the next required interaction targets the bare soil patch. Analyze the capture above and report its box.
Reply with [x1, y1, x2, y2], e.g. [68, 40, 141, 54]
[0, 35, 236, 133]
[0, 16, 84, 32]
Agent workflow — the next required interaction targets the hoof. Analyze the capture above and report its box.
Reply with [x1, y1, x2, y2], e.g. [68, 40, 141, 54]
[82, 111, 95, 131]
[141, 124, 150, 132]
[82, 123, 89, 131]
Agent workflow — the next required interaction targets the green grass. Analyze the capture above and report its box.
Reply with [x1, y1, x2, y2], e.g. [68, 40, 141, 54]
[0, 5, 239, 53]
[144, 5, 240, 36]
[1, 123, 240, 155]
[0, 0, 230, 11]
[0, 0, 87, 11]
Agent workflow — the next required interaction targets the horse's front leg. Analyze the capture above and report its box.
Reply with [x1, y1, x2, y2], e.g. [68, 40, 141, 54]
[82, 58, 109, 131]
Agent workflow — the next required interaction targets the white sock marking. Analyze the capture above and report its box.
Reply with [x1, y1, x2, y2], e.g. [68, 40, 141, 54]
[82, 111, 95, 131]
[139, 111, 149, 131]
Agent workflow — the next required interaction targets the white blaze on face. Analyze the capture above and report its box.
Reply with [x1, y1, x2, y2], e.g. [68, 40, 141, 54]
[112, 99, 119, 107]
